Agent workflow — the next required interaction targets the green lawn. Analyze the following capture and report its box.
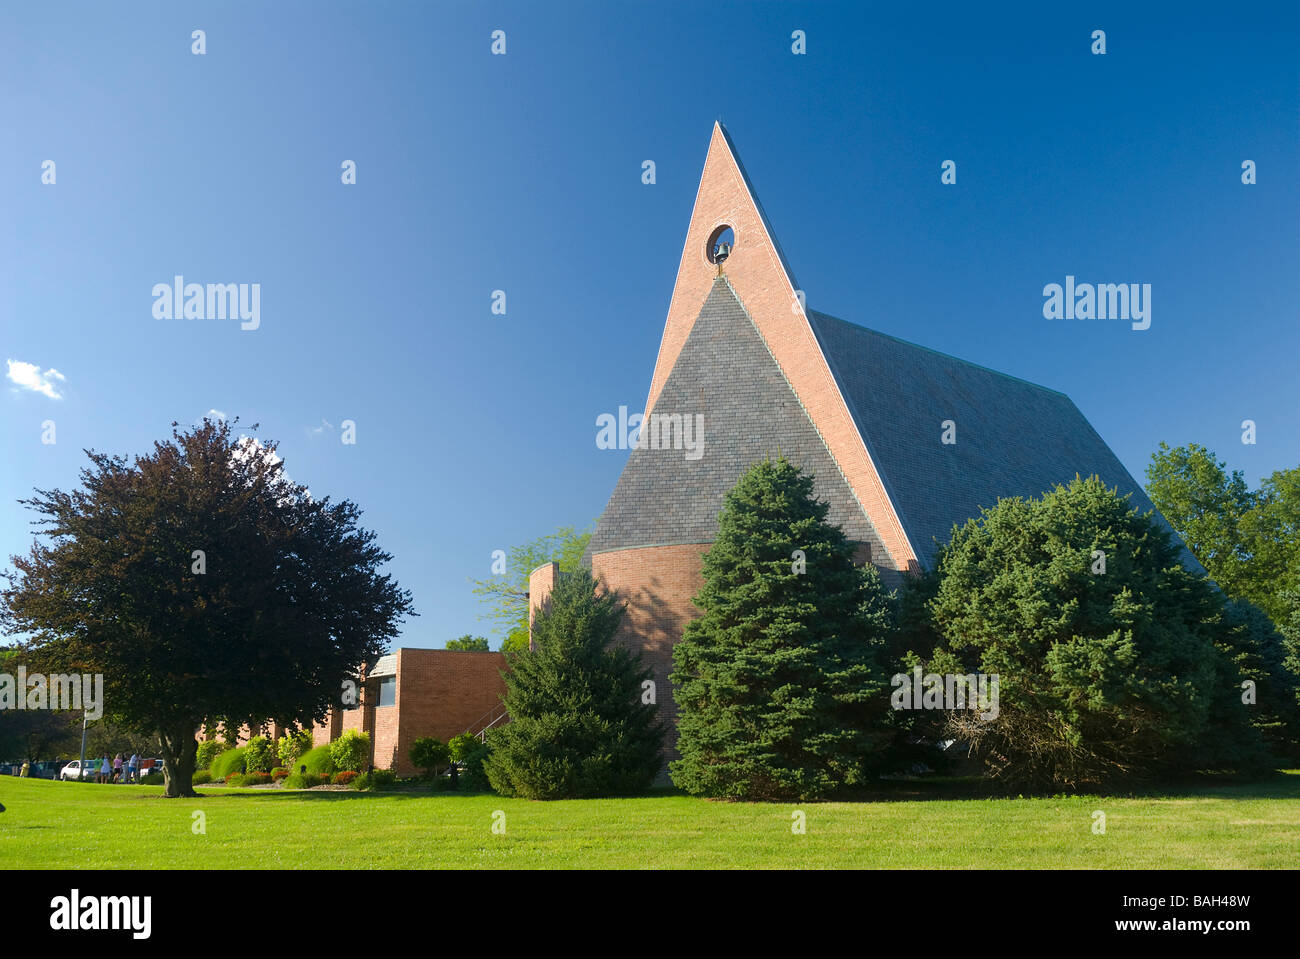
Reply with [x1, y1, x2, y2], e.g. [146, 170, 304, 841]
[3, 772, 1299, 869]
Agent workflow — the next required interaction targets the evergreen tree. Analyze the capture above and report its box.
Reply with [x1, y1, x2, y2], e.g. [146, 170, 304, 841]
[1216, 599, 1300, 766]
[927, 475, 1268, 790]
[670, 457, 894, 801]
[483, 568, 663, 799]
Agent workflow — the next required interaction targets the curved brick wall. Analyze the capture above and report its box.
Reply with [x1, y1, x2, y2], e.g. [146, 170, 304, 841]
[592, 542, 709, 758]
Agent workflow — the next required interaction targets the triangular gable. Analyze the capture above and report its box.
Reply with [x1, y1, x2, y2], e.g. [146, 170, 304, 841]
[645, 122, 919, 572]
[587, 278, 890, 566]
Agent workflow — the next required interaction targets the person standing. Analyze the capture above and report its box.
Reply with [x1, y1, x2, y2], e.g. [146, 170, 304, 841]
[98, 755, 110, 784]
[112, 754, 123, 784]
[128, 753, 139, 784]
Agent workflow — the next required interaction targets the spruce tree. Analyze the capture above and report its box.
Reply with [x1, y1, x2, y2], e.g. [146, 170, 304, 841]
[927, 475, 1269, 790]
[483, 568, 664, 799]
[670, 457, 894, 800]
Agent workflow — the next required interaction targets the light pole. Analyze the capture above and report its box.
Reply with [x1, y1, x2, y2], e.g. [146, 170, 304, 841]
[78, 711, 88, 781]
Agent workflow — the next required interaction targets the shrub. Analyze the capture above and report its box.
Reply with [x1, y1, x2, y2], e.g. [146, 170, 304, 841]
[329, 729, 371, 773]
[410, 737, 449, 778]
[485, 566, 664, 799]
[331, 770, 360, 786]
[451, 733, 493, 791]
[226, 772, 273, 787]
[925, 475, 1266, 790]
[244, 736, 273, 774]
[447, 733, 480, 763]
[271, 766, 289, 781]
[139, 770, 164, 786]
[296, 744, 336, 778]
[191, 770, 212, 785]
[277, 728, 313, 768]
[353, 769, 396, 791]
[283, 772, 325, 789]
[195, 739, 225, 771]
[209, 746, 247, 781]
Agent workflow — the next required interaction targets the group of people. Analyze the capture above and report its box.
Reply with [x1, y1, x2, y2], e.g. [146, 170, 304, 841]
[96, 753, 141, 783]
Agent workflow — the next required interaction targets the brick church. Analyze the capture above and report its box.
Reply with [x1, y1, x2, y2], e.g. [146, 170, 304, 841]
[529, 122, 1189, 754]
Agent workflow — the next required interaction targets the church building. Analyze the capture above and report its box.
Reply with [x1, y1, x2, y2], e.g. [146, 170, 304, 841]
[530, 123, 1187, 754]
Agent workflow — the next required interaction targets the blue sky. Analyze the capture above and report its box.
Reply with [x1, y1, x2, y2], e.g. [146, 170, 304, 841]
[3, 2, 1298, 650]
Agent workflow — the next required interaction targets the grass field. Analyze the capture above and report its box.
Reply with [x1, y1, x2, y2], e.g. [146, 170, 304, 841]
[3, 772, 1299, 869]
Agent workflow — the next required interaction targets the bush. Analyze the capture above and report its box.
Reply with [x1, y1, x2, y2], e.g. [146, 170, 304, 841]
[353, 769, 396, 791]
[277, 728, 313, 768]
[331, 770, 360, 786]
[139, 770, 164, 786]
[191, 770, 213, 785]
[410, 737, 449, 778]
[195, 739, 225, 771]
[485, 566, 664, 799]
[244, 736, 273, 774]
[283, 772, 325, 789]
[270, 766, 289, 781]
[452, 734, 493, 791]
[295, 744, 336, 778]
[209, 746, 247, 781]
[329, 729, 371, 773]
[447, 732, 480, 763]
[925, 475, 1266, 790]
[226, 772, 273, 787]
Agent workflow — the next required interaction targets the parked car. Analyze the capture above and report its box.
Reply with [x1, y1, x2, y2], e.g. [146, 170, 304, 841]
[59, 760, 97, 781]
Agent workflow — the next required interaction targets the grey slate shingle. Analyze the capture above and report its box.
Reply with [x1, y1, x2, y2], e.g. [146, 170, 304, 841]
[586, 278, 888, 567]
[807, 309, 1196, 569]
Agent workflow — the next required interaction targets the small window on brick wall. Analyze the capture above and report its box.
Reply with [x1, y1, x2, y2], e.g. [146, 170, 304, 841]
[377, 677, 396, 708]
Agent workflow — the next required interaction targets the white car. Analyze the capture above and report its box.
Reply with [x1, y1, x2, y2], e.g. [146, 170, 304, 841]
[59, 760, 99, 781]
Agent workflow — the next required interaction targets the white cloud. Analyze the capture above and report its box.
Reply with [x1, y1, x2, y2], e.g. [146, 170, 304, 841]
[206, 409, 227, 421]
[6, 359, 66, 399]
[308, 418, 334, 437]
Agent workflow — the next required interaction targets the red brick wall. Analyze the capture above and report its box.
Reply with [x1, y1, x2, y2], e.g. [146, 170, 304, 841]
[593, 543, 708, 758]
[311, 710, 341, 748]
[373, 649, 509, 777]
[528, 561, 559, 650]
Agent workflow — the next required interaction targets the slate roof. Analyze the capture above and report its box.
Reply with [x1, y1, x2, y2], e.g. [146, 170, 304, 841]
[588, 277, 1197, 575]
[806, 309, 1193, 568]
[586, 278, 889, 566]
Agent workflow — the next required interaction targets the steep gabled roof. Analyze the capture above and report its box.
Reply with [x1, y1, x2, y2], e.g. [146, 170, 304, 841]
[586, 278, 889, 564]
[806, 309, 1178, 567]
[588, 123, 1200, 576]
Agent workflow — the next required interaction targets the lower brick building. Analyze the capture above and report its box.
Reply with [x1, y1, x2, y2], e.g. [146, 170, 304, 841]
[209, 649, 508, 777]
[313, 648, 508, 777]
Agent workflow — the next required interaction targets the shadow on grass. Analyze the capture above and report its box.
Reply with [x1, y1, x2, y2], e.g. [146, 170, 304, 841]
[836, 769, 1300, 804]
[192, 786, 499, 802]
[176, 770, 1300, 805]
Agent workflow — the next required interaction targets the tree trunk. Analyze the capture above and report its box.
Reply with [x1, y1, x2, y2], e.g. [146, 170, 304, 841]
[158, 726, 200, 798]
